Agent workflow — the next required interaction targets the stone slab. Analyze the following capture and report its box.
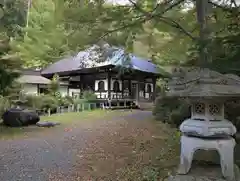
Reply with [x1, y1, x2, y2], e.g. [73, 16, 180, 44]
[36, 121, 60, 127]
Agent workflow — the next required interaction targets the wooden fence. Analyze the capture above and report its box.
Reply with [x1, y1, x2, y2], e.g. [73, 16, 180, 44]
[44, 102, 99, 116]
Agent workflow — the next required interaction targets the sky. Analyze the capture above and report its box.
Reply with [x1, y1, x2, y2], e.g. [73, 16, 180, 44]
[108, 0, 240, 5]
[108, 0, 129, 5]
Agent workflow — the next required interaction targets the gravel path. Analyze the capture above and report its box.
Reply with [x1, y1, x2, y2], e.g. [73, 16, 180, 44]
[0, 110, 153, 181]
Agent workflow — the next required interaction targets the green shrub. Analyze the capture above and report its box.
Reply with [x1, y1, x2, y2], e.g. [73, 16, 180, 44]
[73, 98, 86, 108]
[48, 74, 60, 96]
[58, 96, 73, 107]
[71, 91, 96, 107]
[153, 96, 190, 127]
[0, 96, 10, 118]
[4, 81, 22, 101]
[65, 95, 74, 103]
[169, 102, 191, 127]
[82, 90, 97, 101]
[225, 100, 240, 130]
[24, 94, 43, 109]
[39, 94, 59, 110]
[153, 96, 181, 122]
[23, 94, 58, 111]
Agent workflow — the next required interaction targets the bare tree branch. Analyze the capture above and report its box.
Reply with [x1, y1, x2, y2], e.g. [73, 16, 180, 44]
[156, 16, 196, 40]
[128, 0, 145, 14]
[230, 0, 238, 7]
[128, 0, 174, 14]
[154, 0, 186, 17]
[127, 0, 195, 40]
[97, 18, 145, 41]
[190, 26, 198, 33]
[97, 0, 185, 41]
[208, 0, 239, 12]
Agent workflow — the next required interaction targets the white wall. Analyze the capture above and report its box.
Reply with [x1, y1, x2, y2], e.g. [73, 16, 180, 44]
[59, 86, 68, 97]
[95, 79, 108, 91]
[145, 83, 153, 92]
[145, 83, 153, 99]
[68, 88, 81, 97]
[94, 79, 124, 99]
[22, 84, 38, 95]
[111, 79, 122, 91]
[94, 79, 154, 99]
[95, 79, 123, 91]
[22, 83, 69, 97]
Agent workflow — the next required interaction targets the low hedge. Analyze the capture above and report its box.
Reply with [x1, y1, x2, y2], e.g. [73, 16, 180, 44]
[0, 90, 100, 118]
[0, 96, 11, 118]
[153, 95, 190, 127]
[225, 100, 240, 130]
[20, 94, 69, 112]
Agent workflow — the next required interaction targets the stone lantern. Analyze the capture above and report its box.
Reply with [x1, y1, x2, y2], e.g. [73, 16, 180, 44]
[167, 68, 240, 181]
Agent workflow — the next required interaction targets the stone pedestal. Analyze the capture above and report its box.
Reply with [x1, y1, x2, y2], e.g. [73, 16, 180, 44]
[178, 135, 236, 181]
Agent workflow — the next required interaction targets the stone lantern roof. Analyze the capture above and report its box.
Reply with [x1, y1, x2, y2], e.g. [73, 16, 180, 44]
[167, 68, 240, 98]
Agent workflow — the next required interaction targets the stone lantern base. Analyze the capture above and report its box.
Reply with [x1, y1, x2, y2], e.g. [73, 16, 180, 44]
[178, 135, 236, 181]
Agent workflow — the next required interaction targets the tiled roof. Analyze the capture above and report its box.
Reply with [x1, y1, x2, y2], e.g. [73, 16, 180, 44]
[41, 45, 168, 76]
[106, 49, 160, 74]
[41, 56, 79, 75]
[17, 75, 51, 85]
[17, 70, 68, 85]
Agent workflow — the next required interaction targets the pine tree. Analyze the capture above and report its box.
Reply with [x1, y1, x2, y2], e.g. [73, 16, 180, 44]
[0, 34, 22, 96]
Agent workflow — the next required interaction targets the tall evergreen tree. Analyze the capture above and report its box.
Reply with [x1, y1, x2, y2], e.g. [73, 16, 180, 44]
[0, 0, 25, 96]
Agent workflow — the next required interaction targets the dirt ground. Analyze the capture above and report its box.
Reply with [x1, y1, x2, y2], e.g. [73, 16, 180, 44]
[0, 110, 180, 181]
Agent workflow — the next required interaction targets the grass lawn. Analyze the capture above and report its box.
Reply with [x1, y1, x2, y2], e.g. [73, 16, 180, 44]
[40, 109, 115, 124]
[0, 110, 123, 140]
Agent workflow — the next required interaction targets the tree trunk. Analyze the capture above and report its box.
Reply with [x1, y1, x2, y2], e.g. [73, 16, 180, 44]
[196, 0, 210, 67]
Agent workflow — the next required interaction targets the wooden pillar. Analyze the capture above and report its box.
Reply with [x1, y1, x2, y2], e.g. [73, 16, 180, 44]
[79, 76, 83, 98]
[78, 75, 81, 95]
[152, 77, 156, 101]
[136, 80, 140, 102]
[107, 73, 111, 99]
[37, 84, 40, 95]
[143, 79, 146, 99]
[128, 79, 132, 99]
[121, 78, 124, 99]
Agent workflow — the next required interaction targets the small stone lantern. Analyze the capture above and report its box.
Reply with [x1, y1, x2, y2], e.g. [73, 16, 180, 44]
[167, 68, 240, 181]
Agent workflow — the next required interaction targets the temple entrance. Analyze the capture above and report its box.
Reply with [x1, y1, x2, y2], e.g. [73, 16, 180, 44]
[81, 75, 95, 91]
